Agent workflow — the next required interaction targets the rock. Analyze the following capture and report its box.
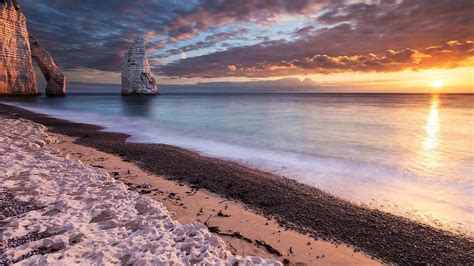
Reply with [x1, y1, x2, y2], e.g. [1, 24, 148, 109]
[29, 36, 66, 96]
[121, 37, 158, 95]
[0, 2, 38, 96]
[2, 0, 19, 10]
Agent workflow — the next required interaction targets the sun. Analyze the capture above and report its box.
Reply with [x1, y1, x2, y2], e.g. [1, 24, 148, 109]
[431, 80, 444, 89]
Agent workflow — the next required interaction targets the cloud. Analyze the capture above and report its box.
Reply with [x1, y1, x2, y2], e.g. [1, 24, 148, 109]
[15, 0, 474, 79]
[158, 0, 474, 77]
[159, 29, 249, 58]
[19, 0, 330, 72]
[205, 29, 249, 42]
[163, 0, 334, 41]
[158, 41, 474, 77]
[420, 41, 474, 68]
[20, 0, 182, 71]
[160, 77, 324, 93]
[296, 41, 474, 72]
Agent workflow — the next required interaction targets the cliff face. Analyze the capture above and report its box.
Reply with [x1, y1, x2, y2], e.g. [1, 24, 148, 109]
[0, 1, 38, 95]
[29, 36, 66, 95]
[121, 38, 158, 95]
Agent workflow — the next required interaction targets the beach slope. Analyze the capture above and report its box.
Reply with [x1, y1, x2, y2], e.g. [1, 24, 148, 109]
[0, 117, 278, 264]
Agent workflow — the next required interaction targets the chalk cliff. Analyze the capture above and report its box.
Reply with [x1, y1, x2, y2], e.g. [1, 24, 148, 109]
[121, 38, 158, 95]
[0, 0, 38, 95]
[29, 36, 66, 95]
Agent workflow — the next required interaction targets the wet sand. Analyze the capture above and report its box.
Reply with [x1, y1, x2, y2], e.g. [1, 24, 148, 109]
[1, 103, 473, 264]
[48, 132, 378, 265]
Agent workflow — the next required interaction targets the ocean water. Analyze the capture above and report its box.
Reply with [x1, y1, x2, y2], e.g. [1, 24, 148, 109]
[2, 93, 473, 235]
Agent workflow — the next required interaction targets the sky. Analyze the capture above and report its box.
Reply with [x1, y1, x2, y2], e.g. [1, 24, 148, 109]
[19, 0, 474, 92]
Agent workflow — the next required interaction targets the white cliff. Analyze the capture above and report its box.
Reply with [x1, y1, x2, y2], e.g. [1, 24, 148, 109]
[0, 0, 38, 96]
[29, 36, 66, 96]
[121, 38, 158, 95]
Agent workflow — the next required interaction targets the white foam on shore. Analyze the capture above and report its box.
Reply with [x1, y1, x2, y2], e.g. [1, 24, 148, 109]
[0, 118, 280, 265]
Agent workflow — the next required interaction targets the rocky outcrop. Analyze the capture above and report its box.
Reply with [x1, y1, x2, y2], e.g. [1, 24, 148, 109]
[1, 0, 19, 9]
[121, 38, 158, 95]
[29, 36, 66, 96]
[0, 0, 38, 96]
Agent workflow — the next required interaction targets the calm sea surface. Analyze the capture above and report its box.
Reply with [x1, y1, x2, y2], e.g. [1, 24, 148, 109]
[3, 93, 473, 234]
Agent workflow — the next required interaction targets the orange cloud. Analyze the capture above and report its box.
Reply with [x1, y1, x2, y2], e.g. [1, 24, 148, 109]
[161, 40, 474, 78]
[278, 41, 474, 75]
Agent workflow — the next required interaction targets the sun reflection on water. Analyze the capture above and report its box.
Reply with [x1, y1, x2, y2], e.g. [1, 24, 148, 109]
[421, 94, 441, 169]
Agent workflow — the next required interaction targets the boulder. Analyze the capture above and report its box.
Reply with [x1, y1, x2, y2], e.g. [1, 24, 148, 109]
[0, 1, 38, 96]
[121, 38, 158, 95]
[29, 36, 66, 96]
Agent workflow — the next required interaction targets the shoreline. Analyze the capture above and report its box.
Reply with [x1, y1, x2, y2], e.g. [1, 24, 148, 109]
[1, 103, 473, 264]
[48, 131, 376, 265]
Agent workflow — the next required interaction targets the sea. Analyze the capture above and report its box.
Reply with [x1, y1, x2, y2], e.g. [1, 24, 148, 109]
[2, 92, 473, 235]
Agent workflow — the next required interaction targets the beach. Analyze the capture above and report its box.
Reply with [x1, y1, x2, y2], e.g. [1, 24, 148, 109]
[1, 105, 380, 265]
[1, 103, 473, 264]
[0, 117, 284, 264]
[46, 125, 377, 265]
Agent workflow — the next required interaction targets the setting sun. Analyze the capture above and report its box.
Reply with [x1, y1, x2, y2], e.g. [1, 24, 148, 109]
[431, 80, 444, 89]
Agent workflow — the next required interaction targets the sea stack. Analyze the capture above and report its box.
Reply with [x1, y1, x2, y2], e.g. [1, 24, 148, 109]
[29, 36, 66, 96]
[121, 37, 158, 95]
[0, 0, 38, 96]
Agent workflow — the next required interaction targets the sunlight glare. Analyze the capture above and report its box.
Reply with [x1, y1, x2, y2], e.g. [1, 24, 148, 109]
[431, 80, 444, 89]
[420, 94, 442, 170]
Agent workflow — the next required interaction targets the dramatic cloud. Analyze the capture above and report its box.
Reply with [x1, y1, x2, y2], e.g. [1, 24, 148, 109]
[159, 41, 474, 77]
[163, 0, 335, 41]
[15, 0, 474, 80]
[19, 0, 334, 73]
[20, 0, 182, 71]
[158, 0, 474, 77]
[160, 29, 249, 57]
